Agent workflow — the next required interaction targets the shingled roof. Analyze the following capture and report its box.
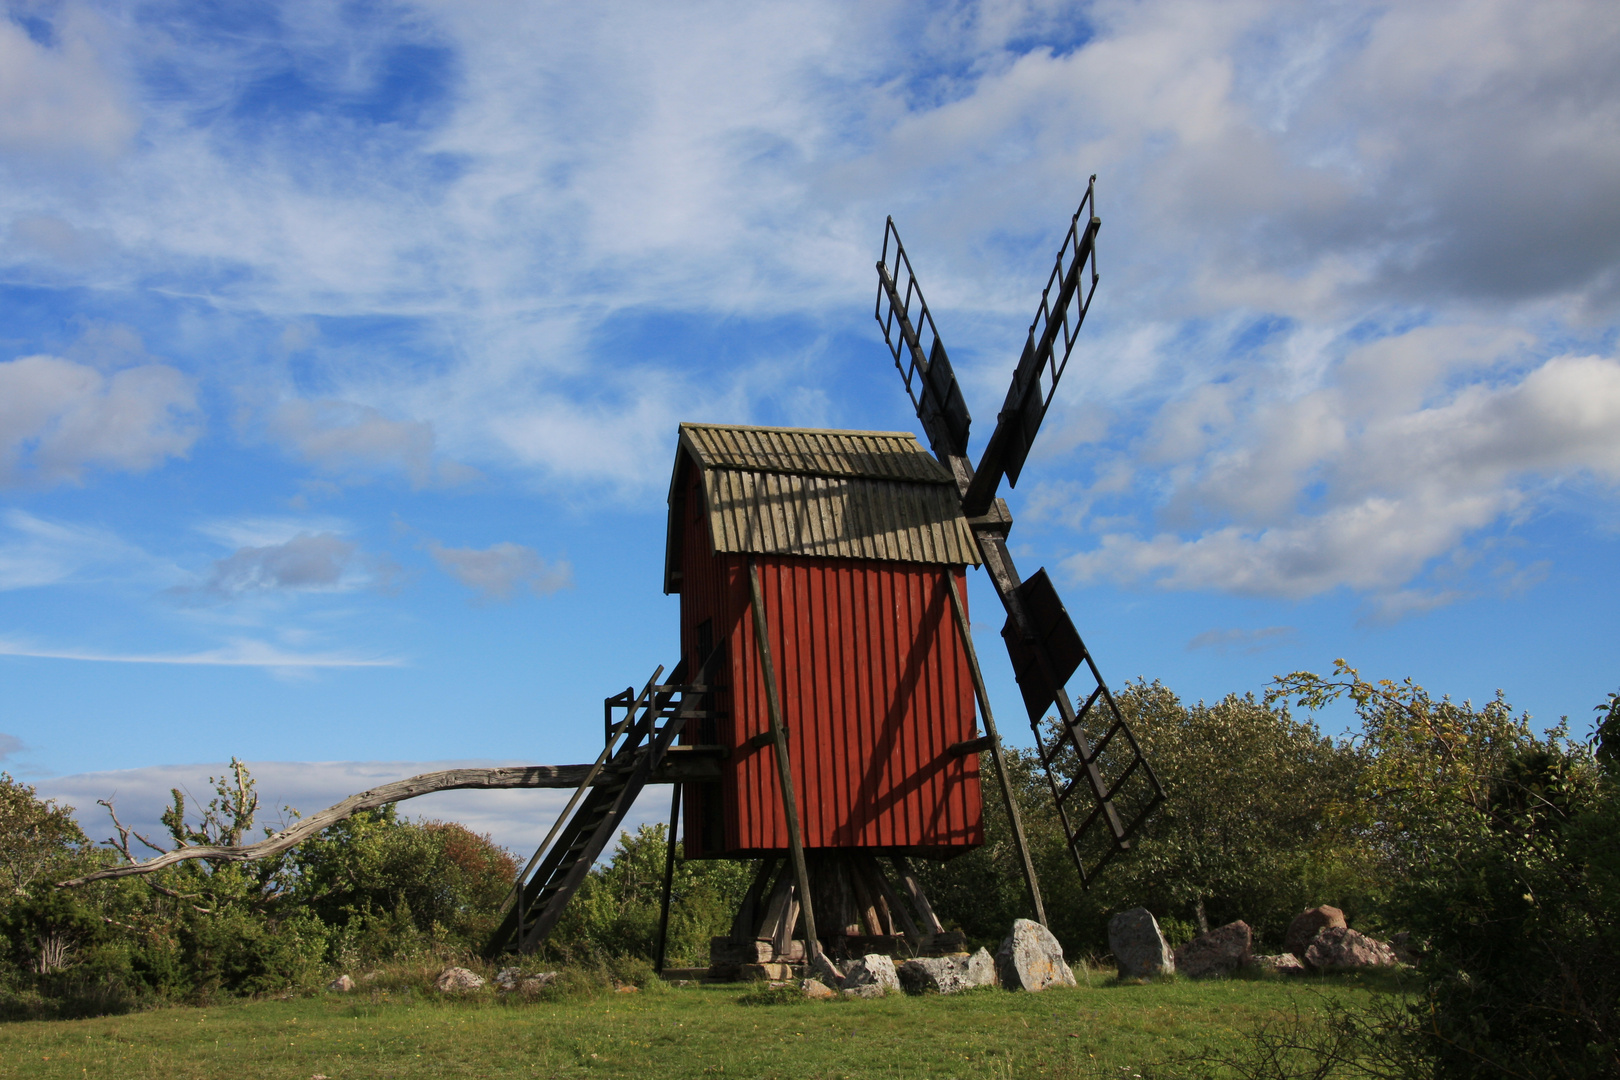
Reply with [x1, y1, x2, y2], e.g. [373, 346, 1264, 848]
[665, 423, 980, 592]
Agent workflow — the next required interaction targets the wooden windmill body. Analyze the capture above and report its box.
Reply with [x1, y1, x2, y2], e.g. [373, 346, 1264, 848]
[481, 178, 1165, 971]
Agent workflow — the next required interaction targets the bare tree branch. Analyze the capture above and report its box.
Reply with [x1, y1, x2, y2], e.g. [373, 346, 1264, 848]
[57, 764, 608, 888]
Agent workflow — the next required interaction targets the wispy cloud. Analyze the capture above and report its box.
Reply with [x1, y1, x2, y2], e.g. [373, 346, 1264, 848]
[1186, 626, 1298, 655]
[428, 541, 572, 602]
[0, 638, 400, 669]
[0, 509, 178, 591]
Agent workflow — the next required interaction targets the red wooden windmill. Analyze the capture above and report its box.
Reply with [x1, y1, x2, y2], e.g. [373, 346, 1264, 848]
[485, 178, 1163, 970]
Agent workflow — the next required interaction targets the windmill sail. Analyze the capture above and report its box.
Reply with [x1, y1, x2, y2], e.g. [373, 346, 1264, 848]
[962, 177, 1100, 517]
[873, 177, 1162, 889]
[875, 218, 972, 461]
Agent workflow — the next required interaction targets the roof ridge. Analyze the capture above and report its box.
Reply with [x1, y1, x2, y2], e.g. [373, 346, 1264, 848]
[678, 421, 922, 439]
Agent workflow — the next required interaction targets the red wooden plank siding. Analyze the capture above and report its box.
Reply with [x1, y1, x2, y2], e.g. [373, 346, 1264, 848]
[676, 459, 983, 856]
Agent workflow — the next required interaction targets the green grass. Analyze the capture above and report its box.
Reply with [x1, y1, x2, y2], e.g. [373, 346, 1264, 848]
[0, 969, 1410, 1080]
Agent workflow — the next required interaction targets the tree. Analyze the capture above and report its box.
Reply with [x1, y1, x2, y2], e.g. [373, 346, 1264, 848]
[0, 773, 90, 899]
[0, 775, 99, 976]
[1273, 664, 1618, 1079]
[547, 824, 756, 967]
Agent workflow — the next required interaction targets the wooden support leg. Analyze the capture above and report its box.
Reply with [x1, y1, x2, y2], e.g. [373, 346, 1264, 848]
[862, 854, 922, 942]
[653, 782, 681, 974]
[945, 573, 1048, 927]
[729, 857, 780, 942]
[748, 558, 823, 961]
[891, 855, 947, 936]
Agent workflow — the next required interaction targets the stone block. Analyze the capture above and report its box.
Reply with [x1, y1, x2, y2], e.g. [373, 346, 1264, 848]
[1107, 908, 1174, 980]
[1304, 926, 1398, 971]
[842, 953, 901, 994]
[1174, 920, 1253, 979]
[1285, 906, 1346, 961]
[995, 919, 1077, 992]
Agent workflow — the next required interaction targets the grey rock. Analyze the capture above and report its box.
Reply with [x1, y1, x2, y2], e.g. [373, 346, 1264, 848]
[808, 951, 844, 989]
[899, 957, 970, 995]
[1254, 953, 1307, 975]
[1285, 906, 1346, 961]
[495, 968, 559, 995]
[898, 946, 1000, 994]
[1108, 908, 1174, 980]
[1304, 926, 1398, 971]
[327, 974, 354, 992]
[1174, 920, 1253, 979]
[802, 978, 836, 1000]
[963, 947, 998, 988]
[995, 919, 1077, 992]
[843, 983, 887, 999]
[434, 966, 485, 992]
[1390, 931, 1423, 965]
[842, 953, 900, 994]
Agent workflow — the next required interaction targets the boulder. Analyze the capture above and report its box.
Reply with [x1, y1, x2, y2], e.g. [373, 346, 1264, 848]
[1107, 908, 1174, 980]
[1390, 931, 1423, 965]
[1304, 927, 1398, 971]
[327, 974, 354, 992]
[495, 967, 562, 994]
[808, 951, 844, 989]
[1174, 920, 1253, 979]
[995, 919, 1077, 992]
[843, 983, 887, 999]
[962, 947, 998, 988]
[434, 966, 485, 993]
[1285, 906, 1346, 961]
[899, 957, 970, 995]
[1254, 953, 1307, 975]
[842, 953, 901, 995]
[801, 978, 837, 1000]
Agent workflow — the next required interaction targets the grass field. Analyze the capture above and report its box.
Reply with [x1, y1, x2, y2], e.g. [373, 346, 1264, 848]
[0, 969, 1409, 1080]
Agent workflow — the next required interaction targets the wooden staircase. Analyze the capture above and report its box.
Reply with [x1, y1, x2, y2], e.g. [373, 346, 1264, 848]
[484, 654, 722, 958]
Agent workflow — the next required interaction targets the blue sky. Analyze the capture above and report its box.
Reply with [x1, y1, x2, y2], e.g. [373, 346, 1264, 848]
[4, 0, 1618, 852]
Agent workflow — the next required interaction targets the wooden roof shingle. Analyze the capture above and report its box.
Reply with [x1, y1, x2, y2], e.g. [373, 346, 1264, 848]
[666, 424, 980, 591]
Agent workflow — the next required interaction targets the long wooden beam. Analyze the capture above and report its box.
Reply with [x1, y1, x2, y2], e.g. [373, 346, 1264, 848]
[747, 557, 823, 961]
[56, 753, 724, 888]
[944, 572, 1047, 925]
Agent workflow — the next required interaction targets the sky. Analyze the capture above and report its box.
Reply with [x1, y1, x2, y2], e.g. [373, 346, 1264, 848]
[3, 0, 1618, 857]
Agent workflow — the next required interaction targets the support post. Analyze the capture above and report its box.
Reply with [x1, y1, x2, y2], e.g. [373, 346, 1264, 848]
[653, 782, 682, 973]
[945, 572, 1047, 926]
[747, 558, 822, 960]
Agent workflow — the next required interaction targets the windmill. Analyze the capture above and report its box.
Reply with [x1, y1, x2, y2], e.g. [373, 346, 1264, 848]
[488, 177, 1163, 972]
[66, 180, 1163, 979]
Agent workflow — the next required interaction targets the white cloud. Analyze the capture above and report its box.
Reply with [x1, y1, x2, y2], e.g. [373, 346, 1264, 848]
[0, 732, 24, 764]
[269, 398, 475, 488]
[1066, 330, 1620, 603]
[428, 540, 572, 601]
[198, 532, 361, 595]
[0, 353, 199, 487]
[0, 0, 1616, 595]
[0, 7, 135, 163]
